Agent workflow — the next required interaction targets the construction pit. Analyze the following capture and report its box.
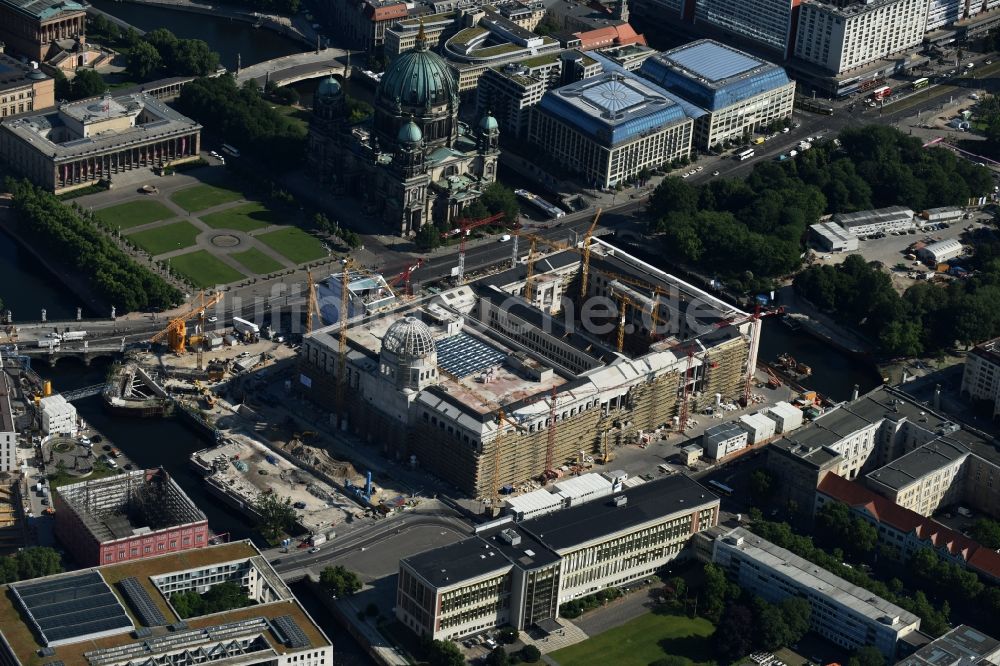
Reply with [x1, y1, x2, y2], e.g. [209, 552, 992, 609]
[190, 430, 388, 537]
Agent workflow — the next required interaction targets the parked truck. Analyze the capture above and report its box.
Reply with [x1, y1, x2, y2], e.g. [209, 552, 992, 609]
[232, 317, 260, 336]
[37, 339, 60, 349]
[62, 331, 87, 341]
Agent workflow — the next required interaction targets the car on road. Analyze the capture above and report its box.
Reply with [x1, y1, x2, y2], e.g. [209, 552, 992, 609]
[782, 127, 790, 133]
[695, 166, 703, 172]
[208, 316, 218, 323]
[682, 172, 691, 178]
[712, 170, 720, 176]
[308, 547, 320, 554]
[210, 151, 219, 158]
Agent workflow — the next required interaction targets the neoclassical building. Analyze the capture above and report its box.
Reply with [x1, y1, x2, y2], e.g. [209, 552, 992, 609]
[307, 26, 500, 236]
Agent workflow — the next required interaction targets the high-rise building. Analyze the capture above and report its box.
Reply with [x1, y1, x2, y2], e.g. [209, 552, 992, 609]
[693, 0, 801, 57]
[793, 0, 929, 75]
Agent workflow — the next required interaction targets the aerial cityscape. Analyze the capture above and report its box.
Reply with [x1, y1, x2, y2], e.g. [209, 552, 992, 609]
[1, 0, 1000, 664]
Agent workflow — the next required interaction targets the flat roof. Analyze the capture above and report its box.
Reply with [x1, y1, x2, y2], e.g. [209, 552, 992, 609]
[522, 474, 717, 552]
[552, 473, 612, 498]
[0, 371, 14, 433]
[811, 222, 855, 243]
[704, 421, 746, 441]
[0, 542, 330, 666]
[832, 205, 915, 227]
[867, 439, 970, 491]
[0, 0, 85, 20]
[537, 70, 692, 146]
[639, 39, 791, 112]
[505, 489, 563, 514]
[2, 93, 200, 162]
[719, 527, 920, 627]
[898, 625, 1000, 666]
[0, 55, 51, 93]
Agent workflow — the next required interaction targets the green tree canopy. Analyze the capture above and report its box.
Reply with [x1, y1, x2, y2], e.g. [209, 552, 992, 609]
[319, 565, 362, 597]
[254, 492, 296, 544]
[127, 40, 163, 81]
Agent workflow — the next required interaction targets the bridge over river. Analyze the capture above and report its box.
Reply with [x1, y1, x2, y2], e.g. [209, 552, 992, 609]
[235, 49, 353, 88]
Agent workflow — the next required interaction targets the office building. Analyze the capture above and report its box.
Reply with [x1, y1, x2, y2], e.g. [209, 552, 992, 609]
[0, 0, 86, 62]
[0, 92, 201, 194]
[322, 0, 407, 53]
[0, 373, 15, 473]
[396, 475, 720, 639]
[925, 0, 964, 30]
[918, 239, 964, 264]
[961, 337, 1000, 421]
[0, 53, 55, 119]
[793, 0, 929, 76]
[54, 468, 209, 566]
[713, 527, 921, 658]
[703, 421, 749, 459]
[899, 625, 1000, 666]
[39, 394, 76, 436]
[475, 51, 601, 141]
[299, 238, 758, 497]
[306, 30, 500, 236]
[529, 70, 695, 188]
[768, 385, 1000, 520]
[693, 0, 801, 58]
[0, 541, 333, 666]
[572, 23, 647, 50]
[810, 222, 859, 253]
[831, 206, 916, 236]
[638, 40, 795, 150]
[597, 43, 657, 70]
[817, 473, 1000, 584]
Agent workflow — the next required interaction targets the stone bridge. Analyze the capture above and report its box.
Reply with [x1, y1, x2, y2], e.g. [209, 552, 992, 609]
[235, 49, 354, 88]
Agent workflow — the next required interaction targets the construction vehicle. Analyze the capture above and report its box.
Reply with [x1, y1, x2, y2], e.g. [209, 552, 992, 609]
[149, 291, 224, 354]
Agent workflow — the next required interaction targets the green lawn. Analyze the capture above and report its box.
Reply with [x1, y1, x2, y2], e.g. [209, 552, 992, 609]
[170, 184, 243, 212]
[549, 614, 715, 666]
[201, 202, 277, 232]
[96, 200, 175, 231]
[255, 228, 327, 264]
[127, 220, 202, 255]
[232, 247, 285, 274]
[168, 250, 245, 288]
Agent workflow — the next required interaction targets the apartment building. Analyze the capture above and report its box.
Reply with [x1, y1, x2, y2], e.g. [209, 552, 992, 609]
[693, 0, 801, 58]
[713, 527, 921, 658]
[638, 40, 795, 150]
[397, 475, 720, 639]
[866, 439, 969, 516]
[960, 337, 1000, 421]
[794, 0, 929, 75]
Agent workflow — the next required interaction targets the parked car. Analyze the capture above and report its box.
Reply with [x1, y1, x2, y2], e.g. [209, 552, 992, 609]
[309, 546, 320, 554]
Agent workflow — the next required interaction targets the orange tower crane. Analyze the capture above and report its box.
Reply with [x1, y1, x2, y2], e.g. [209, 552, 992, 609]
[149, 291, 223, 353]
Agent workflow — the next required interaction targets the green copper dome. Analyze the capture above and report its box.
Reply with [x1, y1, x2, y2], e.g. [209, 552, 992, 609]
[479, 113, 499, 132]
[376, 42, 458, 110]
[397, 120, 423, 144]
[316, 76, 342, 98]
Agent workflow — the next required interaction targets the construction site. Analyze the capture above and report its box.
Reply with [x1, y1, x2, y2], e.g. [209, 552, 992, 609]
[298, 229, 773, 501]
[52, 467, 210, 566]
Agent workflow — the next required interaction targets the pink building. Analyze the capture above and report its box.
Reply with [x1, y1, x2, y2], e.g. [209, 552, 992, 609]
[54, 467, 210, 566]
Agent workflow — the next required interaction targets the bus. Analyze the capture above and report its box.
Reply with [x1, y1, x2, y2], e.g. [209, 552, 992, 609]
[912, 77, 930, 90]
[737, 148, 755, 161]
[871, 85, 892, 101]
[707, 480, 734, 496]
[221, 143, 241, 158]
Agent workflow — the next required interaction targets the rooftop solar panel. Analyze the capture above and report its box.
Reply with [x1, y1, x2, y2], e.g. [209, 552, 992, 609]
[270, 615, 310, 648]
[436, 332, 507, 378]
[118, 577, 168, 627]
[12, 572, 133, 646]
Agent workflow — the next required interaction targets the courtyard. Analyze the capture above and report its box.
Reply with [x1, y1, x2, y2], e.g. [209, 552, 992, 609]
[549, 613, 715, 666]
[89, 178, 329, 288]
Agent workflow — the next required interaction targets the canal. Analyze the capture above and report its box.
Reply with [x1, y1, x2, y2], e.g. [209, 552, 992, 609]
[88, 0, 306, 68]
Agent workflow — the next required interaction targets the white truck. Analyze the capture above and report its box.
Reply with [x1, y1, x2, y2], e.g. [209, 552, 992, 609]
[232, 317, 260, 336]
[37, 339, 60, 349]
[62, 331, 87, 341]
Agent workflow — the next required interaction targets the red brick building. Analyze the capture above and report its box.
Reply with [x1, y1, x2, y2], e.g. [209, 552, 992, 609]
[54, 467, 210, 566]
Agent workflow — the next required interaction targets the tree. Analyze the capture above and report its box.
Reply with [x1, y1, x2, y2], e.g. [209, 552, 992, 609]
[169, 38, 220, 76]
[700, 563, 730, 623]
[319, 565, 362, 597]
[69, 69, 107, 100]
[254, 491, 296, 543]
[971, 519, 1000, 549]
[750, 469, 775, 501]
[714, 604, 755, 661]
[497, 626, 519, 644]
[415, 223, 441, 251]
[521, 645, 541, 663]
[426, 639, 464, 666]
[485, 646, 509, 666]
[753, 597, 791, 651]
[477, 183, 520, 225]
[779, 597, 811, 646]
[170, 582, 249, 618]
[847, 646, 885, 666]
[127, 40, 163, 81]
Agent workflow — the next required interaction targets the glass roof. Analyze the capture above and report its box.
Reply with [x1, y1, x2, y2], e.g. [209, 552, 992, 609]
[665, 41, 762, 82]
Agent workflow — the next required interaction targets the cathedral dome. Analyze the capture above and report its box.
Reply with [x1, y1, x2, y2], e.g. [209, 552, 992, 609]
[376, 37, 457, 110]
[382, 316, 435, 360]
[397, 120, 423, 144]
[479, 113, 499, 132]
[316, 76, 342, 98]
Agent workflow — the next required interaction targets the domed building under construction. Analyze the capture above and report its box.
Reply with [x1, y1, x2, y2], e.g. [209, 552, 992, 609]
[306, 25, 500, 236]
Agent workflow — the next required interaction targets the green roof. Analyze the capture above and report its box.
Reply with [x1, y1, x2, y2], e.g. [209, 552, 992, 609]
[400, 11, 455, 27]
[2, 0, 86, 19]
[450, 26, 488, 46]
[520, 53, 561, 68]
[473, 43, 524, 57]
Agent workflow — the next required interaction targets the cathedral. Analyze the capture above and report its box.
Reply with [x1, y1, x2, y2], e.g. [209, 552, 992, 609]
[307, 26, 501, 237]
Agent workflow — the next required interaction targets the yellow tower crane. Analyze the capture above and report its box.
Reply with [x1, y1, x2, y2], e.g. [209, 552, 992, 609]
[578, 208, 602, 300]
[306, 271, 319, 335]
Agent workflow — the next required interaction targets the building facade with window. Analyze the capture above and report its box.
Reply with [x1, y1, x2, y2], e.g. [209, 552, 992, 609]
[713, 527, 921, 658]
[693, 0, 801, 58]
[638, 40, 795, 150]
[397, 475, 720, 639]
[0, 0, 86, 62]
[0, 52, 55, 119]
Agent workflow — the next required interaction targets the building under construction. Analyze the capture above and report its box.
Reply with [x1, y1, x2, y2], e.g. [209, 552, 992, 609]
[298, 238, 760, 499]
[53, 467, 209, 566]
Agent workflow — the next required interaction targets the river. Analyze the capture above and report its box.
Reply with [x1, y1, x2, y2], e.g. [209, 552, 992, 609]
[88, 0, 306, 68]
[0, 229, 94, 321]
